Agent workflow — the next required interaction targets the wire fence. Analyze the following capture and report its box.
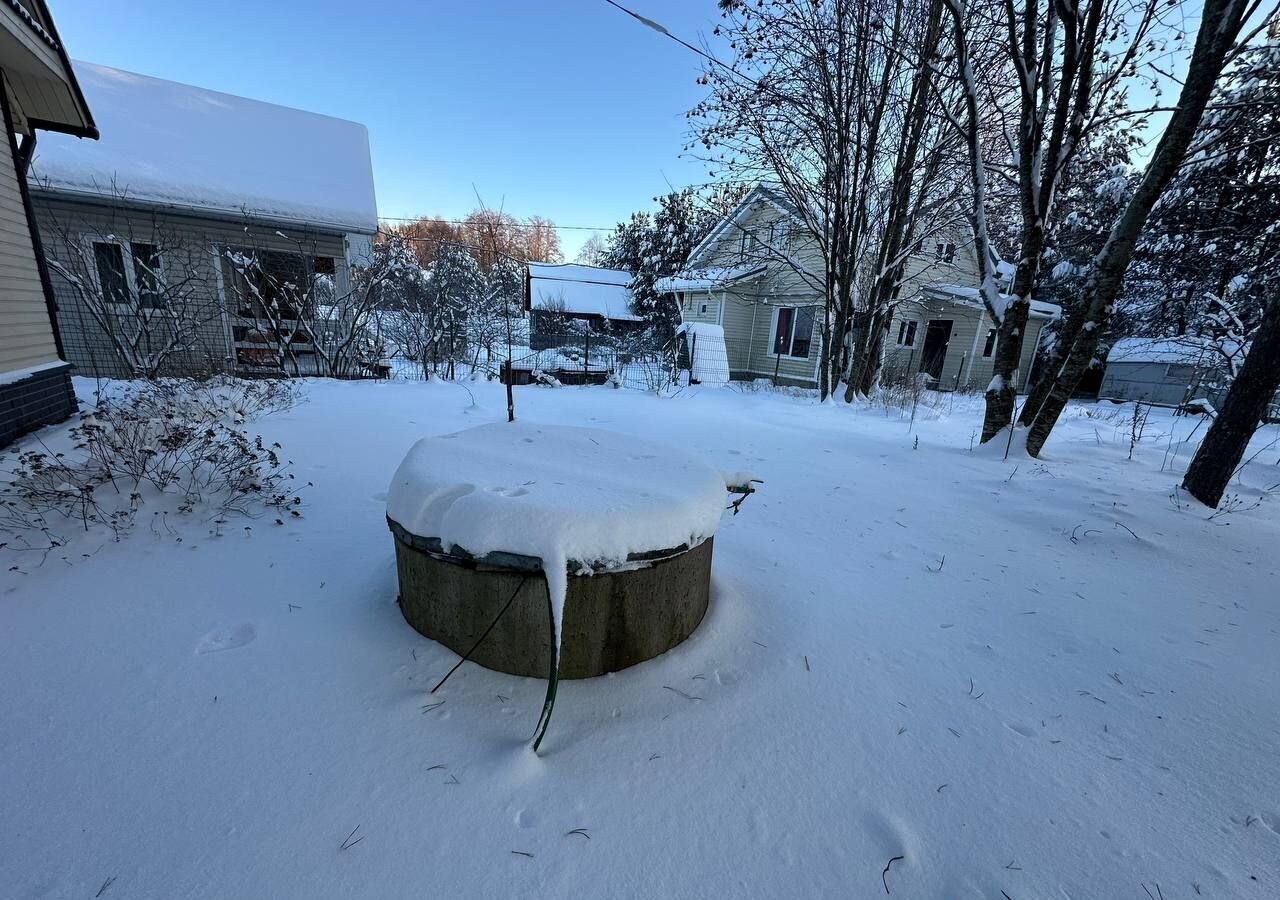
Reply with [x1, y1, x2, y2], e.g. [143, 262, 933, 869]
[381, 322, 733, 393]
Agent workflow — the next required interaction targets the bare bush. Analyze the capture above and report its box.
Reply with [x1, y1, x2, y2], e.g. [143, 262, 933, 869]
[0, 377, 304, 556]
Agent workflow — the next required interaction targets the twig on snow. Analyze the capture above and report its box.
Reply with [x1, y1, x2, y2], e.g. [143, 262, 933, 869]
[1114, 521, 1140, 540]
[339, 825, 364, 851]
[663, 685, 703, 701]
[882, 855, 904, 894]
[96, 876, 116, 898]
[565, 828, 591, 839]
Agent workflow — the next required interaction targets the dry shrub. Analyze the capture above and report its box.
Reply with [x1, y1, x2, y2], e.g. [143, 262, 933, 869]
[1, 377, 304, 556]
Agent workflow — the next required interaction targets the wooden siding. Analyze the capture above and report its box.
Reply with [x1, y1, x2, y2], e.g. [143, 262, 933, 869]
[0, 89, 58, 373]
[0, 7, 91, 136]
[31, 193, 349, 378]
[884, 297, 1049, 392]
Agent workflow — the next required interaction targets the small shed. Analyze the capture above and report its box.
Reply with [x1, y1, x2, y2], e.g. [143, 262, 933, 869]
[1099, 338, 1231, 408]
[524, 263, 643, 347]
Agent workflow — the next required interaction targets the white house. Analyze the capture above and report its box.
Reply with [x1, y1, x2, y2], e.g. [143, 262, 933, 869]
[659, 185, 1060, 391]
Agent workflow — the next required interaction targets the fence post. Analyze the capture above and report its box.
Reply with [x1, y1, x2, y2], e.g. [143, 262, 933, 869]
[690, 332, 698, 384]
[584, 329, 590, 382]
[504, 360, 515, 422]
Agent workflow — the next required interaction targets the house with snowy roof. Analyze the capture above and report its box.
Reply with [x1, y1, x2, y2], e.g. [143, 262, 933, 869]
[658, 185, 1060, 391]
[524, 262, 643, 349]
[27, 61, 379, 378]
[0, 0, 96, 448]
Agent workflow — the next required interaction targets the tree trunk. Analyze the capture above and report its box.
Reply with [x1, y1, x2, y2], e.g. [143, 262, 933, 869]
[1023, 0, 1253, 457]
[1182, 297, 1280, 507]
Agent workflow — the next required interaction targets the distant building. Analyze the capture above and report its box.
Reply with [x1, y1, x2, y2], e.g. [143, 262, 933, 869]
[658, 185, 1060, 390]
[0, 0, 96, 447]
[524, 263, 643, 349]
[29, 62, 378, 379]
[1097, 337, 1280, 419]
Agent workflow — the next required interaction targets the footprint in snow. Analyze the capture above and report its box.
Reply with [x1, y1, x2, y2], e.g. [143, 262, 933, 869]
[371, 491, 388, 503]
[1004, 721, 1036, 738]
[196, 624, 256, 655]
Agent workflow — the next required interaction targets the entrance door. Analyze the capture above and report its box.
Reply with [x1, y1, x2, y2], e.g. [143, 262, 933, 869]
[918, 320, 953, 382]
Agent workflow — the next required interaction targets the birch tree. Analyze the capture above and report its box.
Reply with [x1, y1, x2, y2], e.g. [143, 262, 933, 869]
[1021, 0, 1274, 456]
[940, 0, 1170, 442]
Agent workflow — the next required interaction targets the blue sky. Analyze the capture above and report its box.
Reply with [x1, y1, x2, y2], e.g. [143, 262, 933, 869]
[49, 0, 725, 256]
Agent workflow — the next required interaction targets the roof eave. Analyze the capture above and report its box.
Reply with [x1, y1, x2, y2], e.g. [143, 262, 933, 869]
[29, 182, 375, 236]
[26, 0, 98, 139]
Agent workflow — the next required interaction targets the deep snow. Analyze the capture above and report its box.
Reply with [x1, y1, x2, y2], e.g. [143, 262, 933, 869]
[2, 378, 1278, 900]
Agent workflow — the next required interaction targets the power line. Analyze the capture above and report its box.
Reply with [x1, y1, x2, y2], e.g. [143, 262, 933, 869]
[379, 215, 614, 231]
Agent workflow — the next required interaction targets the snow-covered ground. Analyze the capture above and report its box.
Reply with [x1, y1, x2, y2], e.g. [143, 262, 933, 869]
[3, 378, 1278, 899]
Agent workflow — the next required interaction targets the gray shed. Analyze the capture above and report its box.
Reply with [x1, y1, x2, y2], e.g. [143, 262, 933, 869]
[1099, 338, 1233, 409]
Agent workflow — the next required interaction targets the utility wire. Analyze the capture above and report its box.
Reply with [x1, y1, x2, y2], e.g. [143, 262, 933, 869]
[379, 215, 614, 231]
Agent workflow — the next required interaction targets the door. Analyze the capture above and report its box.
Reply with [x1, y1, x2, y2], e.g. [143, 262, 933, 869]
[918, 319, 953, 382]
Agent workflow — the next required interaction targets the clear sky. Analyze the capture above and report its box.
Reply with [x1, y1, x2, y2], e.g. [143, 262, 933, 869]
[47, 0, 725, 257]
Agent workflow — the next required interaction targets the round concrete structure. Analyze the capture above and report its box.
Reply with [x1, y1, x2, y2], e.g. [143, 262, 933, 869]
[391, 520, 712, 679]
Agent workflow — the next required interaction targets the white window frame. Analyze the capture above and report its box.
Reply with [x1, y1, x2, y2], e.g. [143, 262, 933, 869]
[767, 220, 791, 254]
[896, 319, 918, 348]
[769, 304, 816, 359]
[936, 241, 957, 265]
[84, 236, 167, 313]
[981, 327, 997, 358]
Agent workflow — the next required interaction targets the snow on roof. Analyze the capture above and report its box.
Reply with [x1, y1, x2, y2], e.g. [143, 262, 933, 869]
[928, 283, 1062, 319]
[656, 263, 767, 293]
[1106, 337, 1227, 365]
[30, 61, 378, 234]
[527, 263, 640, 321]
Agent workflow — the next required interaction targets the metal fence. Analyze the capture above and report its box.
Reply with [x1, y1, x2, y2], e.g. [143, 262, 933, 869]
[382, 323, 732, 392]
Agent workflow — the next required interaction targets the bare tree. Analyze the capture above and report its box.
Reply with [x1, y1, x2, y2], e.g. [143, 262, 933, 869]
[224, 229, 411, 379]
[1182, 295, 1280, 507]
[845, 0, 963, 399]
[40, 196, 227, 378]
[690, 0, 944, 399]
[1021, 0, 1274, 456]
[939, 0, 1171, 441]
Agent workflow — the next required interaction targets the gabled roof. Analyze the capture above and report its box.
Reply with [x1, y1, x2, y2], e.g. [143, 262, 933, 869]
[655, 262, 767, 293]
[685, 184, 806, 269]
[526, 263, 640, 321]
[925, 283, 1062, 320]
[30, 61, 377, 233]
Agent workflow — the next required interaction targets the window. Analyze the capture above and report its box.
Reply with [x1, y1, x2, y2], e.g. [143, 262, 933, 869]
[896, 320, 918, 348]
[229, 249, 331, 320]
[982, 328, 997, 357]
[700, 303, 708, 314]
[93, 242, 130, 305]
[936, 242, 957, 264]
[738, 228, 759, 260]
[130, 242, 164, 309]
[768, 220, 790, 252]
[773, 305, 816, 358]
[1166, 363, 1196, 380]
